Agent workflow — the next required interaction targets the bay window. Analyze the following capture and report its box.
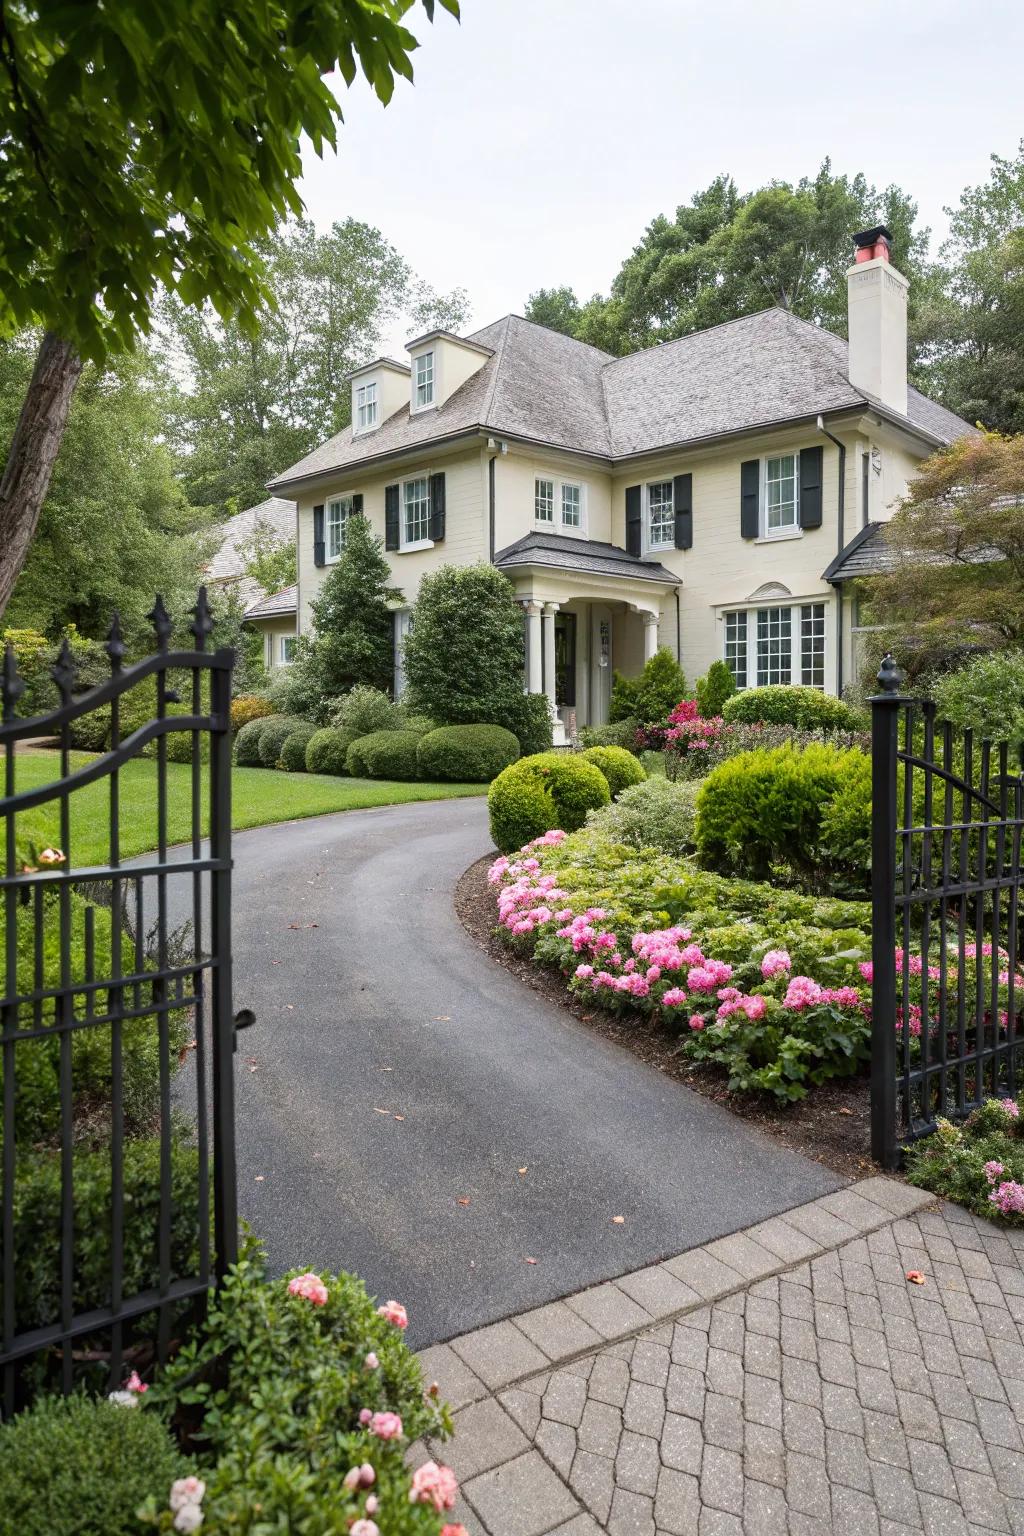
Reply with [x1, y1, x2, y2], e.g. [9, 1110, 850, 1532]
[723, 601, 827, 690]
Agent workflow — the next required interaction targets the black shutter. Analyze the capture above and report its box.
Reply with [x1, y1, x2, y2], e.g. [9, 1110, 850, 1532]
[625, 484, 642, 557]
[740, 460, 760, 540]
[799, 445, 823, 529]
[673, 473, 693, 550]
[351, 492, 364, 519]
[312, 504, 325, 567]
[385, 484, 400, 550]
[428, 472, 446, 542]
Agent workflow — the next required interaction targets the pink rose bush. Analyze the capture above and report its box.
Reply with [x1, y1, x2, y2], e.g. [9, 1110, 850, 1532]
[287, 1271, 328, 1305]
[409, 1461, 460, 1512]
[376, 1299, 408, 1329]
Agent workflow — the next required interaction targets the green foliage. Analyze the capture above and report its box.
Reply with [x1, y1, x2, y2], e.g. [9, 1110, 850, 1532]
[931, 649, 1024, 746]
[493, 692, 554, 757]
[416, 724, 520, 783]
[305, 727, 360, 777]
[329, 683, 407, 737]
[280, 723, 318, 773]
[695, 660, 737, 719]
[283, 516, 403, 712]
[578, 717, 642, 754]
[238, 523, 297, 597]
[403, 564, 527, 728]
[581, 745, 647, 798]
[234, 716, 270, 766]
[488, 752, 610, 854]
[346, 730, 422, 781]
[230, 695, 274, 732]
[905, 1100, 1024, 1223]
[261, 661, 322, 721]
[1, 622, 107, 717]
[722, 685, 858, 732]
[258, 715, 306, 768]
[586, 776, 701, 856]
[0, 1394, 188, 1536]
[609, 649, 687, 724]
[151, 1244, 451, 1534]
[695, 743, 871, 892]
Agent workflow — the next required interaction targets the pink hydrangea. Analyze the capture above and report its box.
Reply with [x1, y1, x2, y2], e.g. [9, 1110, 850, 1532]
[1000, 1098, 1020, 1119]
[369, 1411, 403, 1440]
[984, 1160, 1005, 1185]
[169, 1479, 206, 1514]
[989, 1180, 1024, 1216]
[344, 1464, 377, 1491]
[689, 1014, 706, 1031]
[351, 1522, 380, 1536]
[376, 1299, 408, 1329]
[662, 988, 688, 1008]
[783, 976, 823, 1011]
[408, 1461, 459, 1512]
[363, 1352, 379, 1370]
[760, 949, 792, 979]
[575, 963, 594, 979]
[288, 1272, 328, 1305]
[125, 1370, 148, 1394]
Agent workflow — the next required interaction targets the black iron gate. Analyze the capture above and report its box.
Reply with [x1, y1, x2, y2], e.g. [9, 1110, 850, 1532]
[871, 655, 1024, 1166]
[0, 590, 241, 1411]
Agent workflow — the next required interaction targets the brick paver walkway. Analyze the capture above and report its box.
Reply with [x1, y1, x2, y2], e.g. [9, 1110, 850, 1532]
[412, 1178, 1024, 1536]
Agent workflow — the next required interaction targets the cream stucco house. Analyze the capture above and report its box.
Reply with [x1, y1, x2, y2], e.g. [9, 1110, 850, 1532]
[258, 227, 971, 734]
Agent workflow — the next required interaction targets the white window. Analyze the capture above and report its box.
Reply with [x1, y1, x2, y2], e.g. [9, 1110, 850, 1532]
[561, 483, 582, 530]
[535, 478, 554, 524]
[280, 635, 296, 665]
[355, 382, 378, 432]
[800, 603, 826, 689]
[724, 601, 827, 690]
[724, 611, 748, 688]
[647, 481, 674, 549]
[393, 609, 414, 697]
[403, 477, 431, 545]
[756, 607, 792, 685]
[764, 453, 799, 534]
[326, 496, 353, 560]
[413, 351, 434, 409]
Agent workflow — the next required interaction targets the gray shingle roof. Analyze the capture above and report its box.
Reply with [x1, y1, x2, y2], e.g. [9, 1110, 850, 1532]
[205, 496, 296, 610]
[268, 311, 976, 491]
[494, 530, 679, 585]
[244, 583, 298, 620]
[821, 522, 896, 582]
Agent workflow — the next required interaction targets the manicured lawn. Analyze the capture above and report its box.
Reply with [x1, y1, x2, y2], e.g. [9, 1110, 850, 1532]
[9, 749, 485, 866]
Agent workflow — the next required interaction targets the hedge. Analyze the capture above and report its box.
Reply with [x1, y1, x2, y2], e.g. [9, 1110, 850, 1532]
[279, 723, 318, 773]
[577, 717, 641, 755]
[581, 744, 647, 798]
[305, 726, 360, 776]
[416, 724, 520, 783]
[722, 685, 859, 733]
[346, 730, 422, 781]
[488, 751, 610, 853]
[234, 716, 271, 766]
[257, 716, 305, 768]
[230, 695, 274, 732]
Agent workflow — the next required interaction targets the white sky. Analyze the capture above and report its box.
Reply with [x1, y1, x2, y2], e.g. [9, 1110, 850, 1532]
[296, 0, 1024, 350]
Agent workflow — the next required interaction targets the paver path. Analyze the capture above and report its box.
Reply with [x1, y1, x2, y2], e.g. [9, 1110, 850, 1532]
[208, 798, 841, 1345]
[416, 1178, 1024, 1536]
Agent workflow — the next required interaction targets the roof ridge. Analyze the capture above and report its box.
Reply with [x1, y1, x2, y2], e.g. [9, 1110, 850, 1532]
[600, 305, 797, 373]
[480, 314, 513, 426]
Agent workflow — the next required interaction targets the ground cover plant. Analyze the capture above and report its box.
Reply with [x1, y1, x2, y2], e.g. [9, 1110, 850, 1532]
[585, 776, 700, 857]
[905, 1096, 1024, 1222]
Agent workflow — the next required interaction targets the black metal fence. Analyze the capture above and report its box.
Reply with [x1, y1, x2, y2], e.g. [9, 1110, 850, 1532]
[871, 655, 1024, 1166]
[0, 591, 241, 1412]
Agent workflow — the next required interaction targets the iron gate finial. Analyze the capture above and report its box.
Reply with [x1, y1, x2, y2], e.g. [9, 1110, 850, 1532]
[105, 612, 126, 673]
[191, 587, 214, 650]
[876, 652, 903, 694]
[50, 636, 76, 702]
[147, 595, 172, 650]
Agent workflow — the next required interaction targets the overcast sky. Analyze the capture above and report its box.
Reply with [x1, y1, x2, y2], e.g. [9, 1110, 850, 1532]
[297, 0, 1024, 348]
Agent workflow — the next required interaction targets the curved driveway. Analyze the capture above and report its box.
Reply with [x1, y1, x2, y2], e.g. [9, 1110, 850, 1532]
[218, 798, 841, 1347]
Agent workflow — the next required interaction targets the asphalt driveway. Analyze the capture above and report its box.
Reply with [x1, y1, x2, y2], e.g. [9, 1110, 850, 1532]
[186, 798, 842, 1347]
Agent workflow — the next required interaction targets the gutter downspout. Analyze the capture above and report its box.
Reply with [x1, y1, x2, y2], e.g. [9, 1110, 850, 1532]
[488, 452, 497, 561]
[817, 415, 846, 698]
[675, 587, 682, 669]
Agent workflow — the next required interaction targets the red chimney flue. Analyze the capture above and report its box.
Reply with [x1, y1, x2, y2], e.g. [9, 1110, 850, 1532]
[853, 225, 892, 264]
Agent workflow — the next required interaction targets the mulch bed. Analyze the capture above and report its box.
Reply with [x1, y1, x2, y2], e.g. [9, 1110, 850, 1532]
[455, 855, 875, 1181]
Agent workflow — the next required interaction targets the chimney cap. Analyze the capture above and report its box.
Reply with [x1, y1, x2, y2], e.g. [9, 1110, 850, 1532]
[852, 225, 893, 251]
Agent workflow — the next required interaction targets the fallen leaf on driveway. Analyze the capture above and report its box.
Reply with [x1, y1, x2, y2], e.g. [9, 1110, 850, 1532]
[434, 1015, 450, 1022]
[287, 923, 301, 930]
[524, 1257, 538, 1264]
[271, 959, 282, 965]
[518, 1167, 528, 1175]
[838, 1107, 853, 1116]
[456, 1197, 471, 1206]
[611, 1215, 625, 1225]
[254, 1176, 264, 1182]
[906, 1270, 926, 1285]
[373, 1107, 390, 1115]
[394, 1114, 405, 1121]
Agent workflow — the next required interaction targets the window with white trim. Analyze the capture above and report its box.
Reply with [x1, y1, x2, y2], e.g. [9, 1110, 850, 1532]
[764, 453, 799, 534]
[403, 477, 431, 545]
[413, 352, 434, 409]
[535, 478, 554, 524]
[561, 482, 582, 530]
[355, 381, 378, 432]
[724, 602, 827, 690]
[280, 635, 296, 665]
[647, 481, 674, 549]
[326, 496, 353, 560]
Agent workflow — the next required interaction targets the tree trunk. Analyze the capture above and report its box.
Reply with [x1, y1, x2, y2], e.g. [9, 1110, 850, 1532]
[0, 331, 83, 616]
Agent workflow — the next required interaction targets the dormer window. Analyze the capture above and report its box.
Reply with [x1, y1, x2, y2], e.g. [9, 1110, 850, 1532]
[414, 351, 435, 410]
[355, 381, 378, 432]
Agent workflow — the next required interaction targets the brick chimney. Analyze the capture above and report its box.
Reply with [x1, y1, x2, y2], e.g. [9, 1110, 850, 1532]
[846, 225, 908, 415]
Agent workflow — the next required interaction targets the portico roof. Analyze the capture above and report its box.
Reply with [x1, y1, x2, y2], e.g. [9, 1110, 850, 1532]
[493, 530, 680, 585]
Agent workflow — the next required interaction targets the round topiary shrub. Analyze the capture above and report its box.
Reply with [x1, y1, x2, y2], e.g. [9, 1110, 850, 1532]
[488, 751, 610, 854]
[722, 685, 857, 733]
[235, 716, 271, 766]
[279, 722, 318, 772]
[417, 724, 520, 783]
[230, 694, 274, 732]
[305, 726, 360, 776]
[346, 730, 422, 781]
[258, 715, 304, 768]
[581, 744, 647, 798]
[0, 1393, 190, 1536]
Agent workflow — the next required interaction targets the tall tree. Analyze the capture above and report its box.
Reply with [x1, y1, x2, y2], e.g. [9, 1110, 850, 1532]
[294, 515, 403, 706]
[0, 0, 459, 614]
[164, 220, 469, 514]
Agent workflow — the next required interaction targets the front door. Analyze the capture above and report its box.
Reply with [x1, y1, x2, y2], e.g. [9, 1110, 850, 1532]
[555, 612, 577, 707]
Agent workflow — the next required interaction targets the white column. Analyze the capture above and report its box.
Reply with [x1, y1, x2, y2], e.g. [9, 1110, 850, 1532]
[542, 603, 559, 710]
[643, 611, 661, 662]
[524, 601, 543, 695]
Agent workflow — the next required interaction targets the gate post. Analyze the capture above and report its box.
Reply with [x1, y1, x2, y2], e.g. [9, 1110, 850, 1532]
[209, 649, 238, 1274]
[870, 654, 906, 1167]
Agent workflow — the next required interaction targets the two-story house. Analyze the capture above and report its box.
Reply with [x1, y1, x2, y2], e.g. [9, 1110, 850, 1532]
[257, 227, 972, 735]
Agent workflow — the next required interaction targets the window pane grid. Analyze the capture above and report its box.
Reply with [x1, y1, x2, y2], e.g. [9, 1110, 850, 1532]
[756, 606, 792, 686]
[415, 353, 434, 408]
[535, 478, 554, 523]
[800, 602, 826, 688]
[724, 611, 747, 688]
[403, 478, 430, 543]
[356, 382, 377, 430]
[765, 454, 797, 531]
[561, 483, 581, 528]
[648, 481, 674, 547]
[327, 496, 351, 559]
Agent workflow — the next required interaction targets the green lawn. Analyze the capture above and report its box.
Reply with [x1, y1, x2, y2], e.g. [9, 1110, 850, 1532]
[9, 750, 486, 866]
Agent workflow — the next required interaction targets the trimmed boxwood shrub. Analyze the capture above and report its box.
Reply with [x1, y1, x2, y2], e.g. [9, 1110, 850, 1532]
[417, 724, 520, 783]
[578, 717, 641, 755]
[279, 723, 318, 773]
[305, 726, 360, 776]
[488, 751, 610, 853]
[235, 716, 271, 766]
[257, 715, 304, 768]
[722, 685, 858, 733]
[230, 694, 274, 732]
[346, 730, 422, 781]
[581, 744, 647, 798]
[0, 1394, 189, 1536]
